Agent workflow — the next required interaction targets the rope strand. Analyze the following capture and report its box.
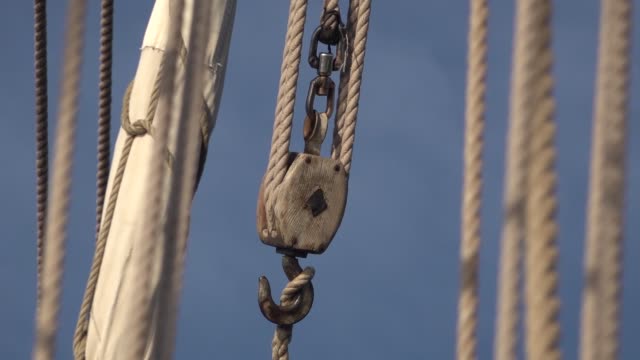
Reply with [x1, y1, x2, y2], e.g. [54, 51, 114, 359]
[579, 1, 632, 359]
[95, 0, 113, 238]
[263, 0, 309, 230]
[455, 1, 488, 359]
[332, 0, 358, 160]
[516, 1, 563, 359]
[336, 0, 371, 173]
[33, 0, 49, 309]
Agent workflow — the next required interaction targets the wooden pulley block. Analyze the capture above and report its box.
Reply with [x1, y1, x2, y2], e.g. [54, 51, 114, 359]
[257, 152, 348, 255]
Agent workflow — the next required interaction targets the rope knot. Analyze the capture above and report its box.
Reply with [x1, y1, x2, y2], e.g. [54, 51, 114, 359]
[279, 267, 315, 306]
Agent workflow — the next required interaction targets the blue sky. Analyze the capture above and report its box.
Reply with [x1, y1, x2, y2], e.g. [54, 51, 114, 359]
[1, 1, 639, 359]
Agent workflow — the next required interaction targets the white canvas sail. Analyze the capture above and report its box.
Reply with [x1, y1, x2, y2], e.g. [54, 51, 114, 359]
[82, 0, 236, 358]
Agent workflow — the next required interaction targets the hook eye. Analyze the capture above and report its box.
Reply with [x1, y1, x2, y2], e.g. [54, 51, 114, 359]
[258, 256, 315, 326]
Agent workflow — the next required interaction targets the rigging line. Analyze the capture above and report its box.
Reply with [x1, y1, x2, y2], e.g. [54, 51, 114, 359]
[322, 0, 340, 31]
[32, 0, 88, 358]
[33, 0, 48, 310]
[492, 0, 532, 358]
[263, 0, 309, 233]
[335, 0, 371, 173]
[515, 0, 563, 359]
[95, 0, 114, 239]
[332, 0, 358, 161]
[579, 1, 632, 359]
[455, 1, 488, 359]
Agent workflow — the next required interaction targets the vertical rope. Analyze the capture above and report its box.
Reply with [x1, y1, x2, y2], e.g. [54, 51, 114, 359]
[271, 269, 315, 360]
[95, 0, 114, 238]
[336, 0, 371, 173]
[492, 1, 535, 359]
[33, 0, 49, 309]
[332, 0, 358, 161]
[579, 1, 632, 359]
[517, 1, 563, 359]
[322, 0, 340, 30]
[32, 0, 87, 358]
[455, 1, 487, 359]
[263, 0, 308, 229]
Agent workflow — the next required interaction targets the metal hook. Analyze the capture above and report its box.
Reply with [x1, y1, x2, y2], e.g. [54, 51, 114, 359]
[258, 255, 315, 326]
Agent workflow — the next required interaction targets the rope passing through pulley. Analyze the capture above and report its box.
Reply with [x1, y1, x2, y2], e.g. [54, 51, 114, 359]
[256, 1, 372, 357]
[256, 3, 348, 325]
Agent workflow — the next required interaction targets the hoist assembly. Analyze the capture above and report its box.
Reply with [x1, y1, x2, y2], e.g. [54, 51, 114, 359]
[254, 3, 371, 357]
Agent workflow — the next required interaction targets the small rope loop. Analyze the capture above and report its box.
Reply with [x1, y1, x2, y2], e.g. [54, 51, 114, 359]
[120, 81, 149, 136]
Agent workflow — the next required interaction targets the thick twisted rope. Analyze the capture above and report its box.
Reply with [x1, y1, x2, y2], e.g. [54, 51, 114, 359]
[321, 0, 340, 32]
[517, 1, 563, 359]
[334, 0, 371, 173]
[32, 0, 87, 358]
[455, 1, 487, 359]
[332, 0, 358, 161]
[579, 1, 632, 360]
[95, 0, 114, 238]
[33, 0, 48, 309]
[492, 0, 537, 359]
[271, 269, 315, 360]
[263, 0, 308, 231]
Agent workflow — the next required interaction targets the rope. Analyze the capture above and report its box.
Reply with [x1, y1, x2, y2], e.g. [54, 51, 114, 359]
[455, 0, 487, 359]
[32, 0, 87, 358]
[271, 269, 315, 360]
[331, 0, 358, 161]
[515, 0, 563, 359]
[73, 83, 139, 359]
[492, 0, 536, 357]
[321, 0, 340, 32]
[95, 0, 114, 238]
[335, 0, 371, 173]
[263, 0, 308, 232]
[33, 0, 48, 309]
[579, 1, 632, 359]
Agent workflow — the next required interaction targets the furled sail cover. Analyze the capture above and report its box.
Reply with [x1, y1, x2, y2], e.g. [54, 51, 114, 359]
[85, 0, 236, 358]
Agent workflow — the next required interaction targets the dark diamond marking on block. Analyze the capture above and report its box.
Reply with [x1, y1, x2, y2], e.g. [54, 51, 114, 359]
[307, 188, 327, 217]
